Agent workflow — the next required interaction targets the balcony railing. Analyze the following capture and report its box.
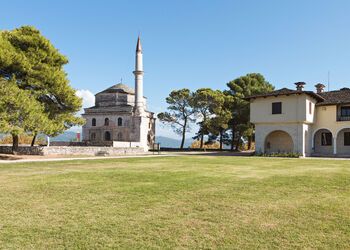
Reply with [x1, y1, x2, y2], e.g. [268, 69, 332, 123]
[337, 116, 350, 121]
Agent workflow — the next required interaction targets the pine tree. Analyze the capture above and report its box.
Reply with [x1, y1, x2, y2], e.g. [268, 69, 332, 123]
[157, 89, 195, 149]
[225, 73, 274, 150]
[0, 26, 83, 147]
[0, 79, 50, 152]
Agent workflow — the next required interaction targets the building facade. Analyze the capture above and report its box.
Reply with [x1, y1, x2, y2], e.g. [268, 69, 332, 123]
[81, 37, 156, 151]
[247, 82, 350, 157]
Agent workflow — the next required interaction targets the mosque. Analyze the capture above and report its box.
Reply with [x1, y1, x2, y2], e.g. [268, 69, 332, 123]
[82, 37, 156, 151]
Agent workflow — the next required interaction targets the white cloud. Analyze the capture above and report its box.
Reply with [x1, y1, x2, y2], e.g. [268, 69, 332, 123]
[68, 89, 95, 132]
[76, 89, 95, 110]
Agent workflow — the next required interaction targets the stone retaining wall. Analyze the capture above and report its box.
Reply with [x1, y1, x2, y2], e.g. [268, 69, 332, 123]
[0, 146, 43, 155]
[0, 146, 145, 156]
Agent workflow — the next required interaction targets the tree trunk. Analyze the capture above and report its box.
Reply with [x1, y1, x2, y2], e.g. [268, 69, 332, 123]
[180, 119, 187, 149]
[12, 134, 19, 154]
[31, 134, 37, 147]
[235, 134, 240, 152]
[247, 135, 252, 150]
[219, 130, 223, 150]
[200, 132, 204, 149]
[230, 125, 235, 151]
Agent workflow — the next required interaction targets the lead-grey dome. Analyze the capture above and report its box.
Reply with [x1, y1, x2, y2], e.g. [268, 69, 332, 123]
[98, 83, 135, 95]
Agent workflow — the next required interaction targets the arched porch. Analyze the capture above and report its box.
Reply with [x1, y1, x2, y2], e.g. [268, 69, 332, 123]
[336, 128, 350, 156]
[264, 130, 294, 154]
[313, 129, 334, 155]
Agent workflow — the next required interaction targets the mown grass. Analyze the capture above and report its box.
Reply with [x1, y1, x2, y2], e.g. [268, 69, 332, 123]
[0, 156, 349, 249]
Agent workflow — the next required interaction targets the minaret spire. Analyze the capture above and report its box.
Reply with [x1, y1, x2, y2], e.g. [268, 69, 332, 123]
[136, 36, 142, 52]
[133, 36, 144, 115]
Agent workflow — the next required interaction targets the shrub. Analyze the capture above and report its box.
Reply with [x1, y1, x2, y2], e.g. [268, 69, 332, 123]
[255, 151, 301, 158]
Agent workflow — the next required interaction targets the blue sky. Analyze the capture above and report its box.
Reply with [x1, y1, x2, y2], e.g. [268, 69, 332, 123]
[2, 0, 350, 138]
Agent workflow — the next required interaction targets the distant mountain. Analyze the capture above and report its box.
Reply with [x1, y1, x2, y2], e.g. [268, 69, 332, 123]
[155, 136, 193, 148]
[51, 131, 79, 142]
[0, 131, 78, 142]
[2, 132, 195, 148]
[52, 133, 194, 148]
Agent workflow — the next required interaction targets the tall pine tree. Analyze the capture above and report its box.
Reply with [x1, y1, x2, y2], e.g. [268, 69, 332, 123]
[0, 26, 83, 149]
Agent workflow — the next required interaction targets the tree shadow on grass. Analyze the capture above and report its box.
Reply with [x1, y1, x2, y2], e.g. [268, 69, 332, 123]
[0, 154, 23, 160]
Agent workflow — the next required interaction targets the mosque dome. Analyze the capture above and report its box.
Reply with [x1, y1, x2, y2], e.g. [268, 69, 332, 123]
[99, 83, 135, 95]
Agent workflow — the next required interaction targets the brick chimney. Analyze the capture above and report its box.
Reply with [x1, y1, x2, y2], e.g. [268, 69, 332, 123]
[315, 83, 325, 93]
[295, 82, 306, 91]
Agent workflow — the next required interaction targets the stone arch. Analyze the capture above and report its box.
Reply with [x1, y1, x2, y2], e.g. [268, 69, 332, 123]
[313, 128, 333, 155]
[118, 117, 123, 127]
[264, 130, 294, 154]
[104, 131, 111, 141]
[104, 118, 109, 126]
[336, 127, 350, 156]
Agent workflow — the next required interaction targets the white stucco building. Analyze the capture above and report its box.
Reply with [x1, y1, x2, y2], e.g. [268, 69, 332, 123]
[81, 37, 156, 151]
[247, 82, 350, 157]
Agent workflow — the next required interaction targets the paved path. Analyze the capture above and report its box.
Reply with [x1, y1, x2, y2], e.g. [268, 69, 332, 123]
[0, 153, 173, 164]
[0, 151, 349, 164]
[0, 151, 251, 164]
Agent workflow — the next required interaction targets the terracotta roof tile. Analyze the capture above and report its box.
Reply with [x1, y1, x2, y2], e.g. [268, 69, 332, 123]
[317, 88, 350, 106]
[245, 88, 324, 101]
[246, 86, 350, 106]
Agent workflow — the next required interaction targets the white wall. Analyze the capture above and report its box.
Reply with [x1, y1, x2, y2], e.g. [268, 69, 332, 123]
[250, 94, 317, 124]
[313, 105, 350, 136]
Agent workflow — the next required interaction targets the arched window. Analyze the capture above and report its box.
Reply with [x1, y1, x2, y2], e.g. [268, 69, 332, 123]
[117, 132, 123, 141]
[104, 118, 109, 126]
[118, 117, 123, 127]
[90, 133, 96, 141]
[104, 131, 111, 141]
[92, 118, 96, 126]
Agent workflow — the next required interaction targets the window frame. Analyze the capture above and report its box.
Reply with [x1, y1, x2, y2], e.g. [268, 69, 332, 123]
[104, 131, 111, 141]
[309, 102, 312, 115]
[341, 106, 350, 117]
[118, 117, 123, 127]
[272, 102, 282, 115]
[104, 118, 109, 126]
[92, 118, 96, 127]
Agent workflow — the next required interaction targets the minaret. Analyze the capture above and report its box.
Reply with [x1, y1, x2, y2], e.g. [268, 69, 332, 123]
[133, 36, 144, 116]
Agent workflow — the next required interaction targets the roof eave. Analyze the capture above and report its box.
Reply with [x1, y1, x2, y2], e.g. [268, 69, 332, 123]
[245, 91, 324, 102]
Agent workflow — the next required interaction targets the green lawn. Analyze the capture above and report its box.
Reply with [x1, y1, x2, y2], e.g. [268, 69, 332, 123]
[0, 156, 349, 249]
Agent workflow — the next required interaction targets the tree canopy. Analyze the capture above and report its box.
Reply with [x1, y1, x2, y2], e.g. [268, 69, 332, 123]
[192, 88, 230, 149]
[225, 73, 274, 150]
[157, 89, 195, 149]
[0, 79, 51, 151]
[0, 26, 83, 151]
[159, 73, 274, 150]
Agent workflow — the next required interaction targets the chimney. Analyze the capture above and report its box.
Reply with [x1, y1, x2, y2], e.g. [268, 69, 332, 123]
[294, 82, 306, 91]
[315, 83, 325, 93]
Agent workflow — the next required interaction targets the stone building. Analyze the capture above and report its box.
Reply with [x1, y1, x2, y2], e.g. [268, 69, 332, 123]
[82, 37, 156, 151]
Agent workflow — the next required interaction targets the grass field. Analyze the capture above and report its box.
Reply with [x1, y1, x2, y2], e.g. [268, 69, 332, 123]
[0, 156, 349, 249]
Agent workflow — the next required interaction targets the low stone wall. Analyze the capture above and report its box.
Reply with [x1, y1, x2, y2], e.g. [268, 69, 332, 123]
[42, 146, 145, 156]
[0, 146, 145, 156]
[0, 146, 43, 155]
[50, 141, 88, 147]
